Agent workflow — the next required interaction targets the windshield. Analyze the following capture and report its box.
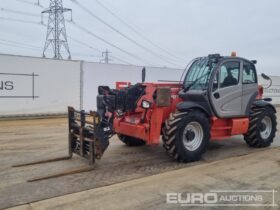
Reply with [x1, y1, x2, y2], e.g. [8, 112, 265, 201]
[184, 58, 216, 90]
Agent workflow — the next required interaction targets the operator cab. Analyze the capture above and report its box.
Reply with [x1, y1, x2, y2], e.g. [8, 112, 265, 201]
[179, 53, 258, 118]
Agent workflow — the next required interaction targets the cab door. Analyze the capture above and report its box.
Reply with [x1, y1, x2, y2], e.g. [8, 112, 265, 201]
[211, 60, 243, 118]
[241, 61, 258, 115]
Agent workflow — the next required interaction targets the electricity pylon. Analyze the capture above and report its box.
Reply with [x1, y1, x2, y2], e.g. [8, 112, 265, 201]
[42, 0, 72, 59]
[100, 49, 112, 63]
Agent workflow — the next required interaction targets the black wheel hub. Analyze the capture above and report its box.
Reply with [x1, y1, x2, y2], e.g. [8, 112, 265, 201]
[185, 130, 195, 141]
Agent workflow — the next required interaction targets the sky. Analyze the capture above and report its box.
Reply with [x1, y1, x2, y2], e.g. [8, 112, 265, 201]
[0, 0, 279, 74]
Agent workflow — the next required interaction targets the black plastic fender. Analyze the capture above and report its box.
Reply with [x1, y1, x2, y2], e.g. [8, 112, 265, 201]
[252, 100, 277, 113]
[176, 101, 211, 117]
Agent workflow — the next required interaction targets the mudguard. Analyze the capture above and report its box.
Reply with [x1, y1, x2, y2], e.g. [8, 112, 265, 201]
[176, 101, 211, 116]
[252, 100, 277, 113]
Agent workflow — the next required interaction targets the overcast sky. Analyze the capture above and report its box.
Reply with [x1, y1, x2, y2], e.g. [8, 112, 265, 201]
[0, 0, 279, 74]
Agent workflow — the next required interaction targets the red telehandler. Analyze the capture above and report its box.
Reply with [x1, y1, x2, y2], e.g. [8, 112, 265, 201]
[14, 53, 277, 181]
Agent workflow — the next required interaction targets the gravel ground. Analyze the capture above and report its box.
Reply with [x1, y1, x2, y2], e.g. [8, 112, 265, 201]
[0, 108, 279, 209]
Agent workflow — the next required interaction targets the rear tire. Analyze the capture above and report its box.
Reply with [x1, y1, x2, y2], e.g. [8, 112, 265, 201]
[117, 134, 146, 146]
[162, 110, 210, 162]
[244, 106, 277, 147]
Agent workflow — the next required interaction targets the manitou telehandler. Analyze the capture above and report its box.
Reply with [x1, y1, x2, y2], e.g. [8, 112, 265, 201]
[15, 53, 277, 181]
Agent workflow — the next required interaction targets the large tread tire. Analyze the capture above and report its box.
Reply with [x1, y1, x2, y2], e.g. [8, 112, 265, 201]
[244, 106, 277, 147]
[117, 134, 146, 146]
[162, 110, 210, 162]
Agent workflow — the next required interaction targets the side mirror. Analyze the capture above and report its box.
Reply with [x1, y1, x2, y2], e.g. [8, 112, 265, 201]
[261, 73, 270, 80]
[142, 67, 146, 83]
[261, 73, 272, 89]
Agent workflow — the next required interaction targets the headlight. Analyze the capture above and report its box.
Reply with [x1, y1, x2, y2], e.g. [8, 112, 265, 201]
[141, 100, 151, 109]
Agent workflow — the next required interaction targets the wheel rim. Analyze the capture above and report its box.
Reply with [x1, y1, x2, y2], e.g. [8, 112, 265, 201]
[183, 121, 204, 151]
[260, 116, 272, 140]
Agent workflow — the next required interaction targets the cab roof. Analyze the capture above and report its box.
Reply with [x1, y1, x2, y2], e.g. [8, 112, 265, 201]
[206, 53, 257, 65]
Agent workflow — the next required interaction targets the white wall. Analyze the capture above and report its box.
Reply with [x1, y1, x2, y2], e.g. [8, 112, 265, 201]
[0, 54, 81, 116]
[82, 62, 183, 110]
[1, 54, 279, 117]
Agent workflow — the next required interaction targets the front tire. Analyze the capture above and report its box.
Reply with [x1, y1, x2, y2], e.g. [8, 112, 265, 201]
[162, 110, 210, 162]
[244, 106, 277, 147]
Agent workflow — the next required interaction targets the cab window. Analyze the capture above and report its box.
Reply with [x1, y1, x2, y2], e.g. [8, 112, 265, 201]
[219, 61, 240, 88]
[212, 72, 218, 92]
[243, 61, 257, 84]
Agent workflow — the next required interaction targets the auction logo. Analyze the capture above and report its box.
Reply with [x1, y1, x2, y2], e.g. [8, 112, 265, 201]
[166, 190, 277, 207]
[0, 72, 39, 99]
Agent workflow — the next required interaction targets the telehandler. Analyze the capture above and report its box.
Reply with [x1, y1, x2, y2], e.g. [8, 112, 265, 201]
[15, 53, 277, 181]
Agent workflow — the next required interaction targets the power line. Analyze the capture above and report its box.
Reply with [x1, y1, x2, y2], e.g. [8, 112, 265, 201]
[95, 0, 185, 64]
[15, 0, 43, 8]
[0, 8, 41, 17]
[4, 0, 185, 67]
[0, 5, 152, 65]
[110, 55, 132, 65]
[0, 15, 134, 65]
[70, 21, 155, 65]
[0, 38, 53, 51]
[69, 36, 133, 65]
[68, 35, 102, 53]
[0, 7, 71, 25]
[0, 38, 100, 58]
[0, 38, 41, 49]
[1, 2, 181, 66]
[0, 35, 132, 64]
[0, 16, 43, 25]
[0, 16, 153, 65]
[70, 0, 181, 68]
[0, 40, 40, 51]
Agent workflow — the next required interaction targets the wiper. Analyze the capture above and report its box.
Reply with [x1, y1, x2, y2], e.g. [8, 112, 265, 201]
[184, 71, 210, 92]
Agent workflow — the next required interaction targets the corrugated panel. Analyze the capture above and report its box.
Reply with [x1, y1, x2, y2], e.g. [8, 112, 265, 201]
[0, 54, 81, 117]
